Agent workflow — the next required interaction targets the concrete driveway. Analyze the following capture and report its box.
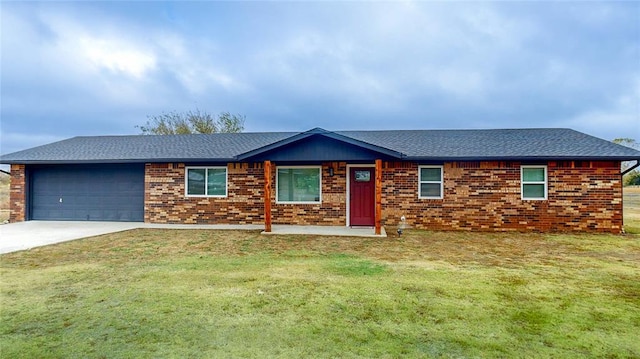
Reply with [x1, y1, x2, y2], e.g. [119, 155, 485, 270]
[0, 221, 386, 254]
[0, 221, 141, 254]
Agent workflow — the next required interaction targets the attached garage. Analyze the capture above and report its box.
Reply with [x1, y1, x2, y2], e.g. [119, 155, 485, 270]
[29, 164, 144, 222]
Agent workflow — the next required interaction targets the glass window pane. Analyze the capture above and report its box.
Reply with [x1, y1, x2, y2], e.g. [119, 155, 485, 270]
[420, 183, 441, 197]
[187, 169, 206, 195]
[355, 170, 371, 182]
[277, 169, 293, 201]
[293, 168, 320, 201]
[278, 168, 320, 202]
[523, 168, 544, 182]
[523, 184, 545, 199]
[421, 168, 441, 182]
[207, 168, 226, 196]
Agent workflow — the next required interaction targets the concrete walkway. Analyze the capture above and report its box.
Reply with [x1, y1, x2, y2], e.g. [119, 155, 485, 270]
[264, 225, 386, 238]
[0, 221, 386, 254]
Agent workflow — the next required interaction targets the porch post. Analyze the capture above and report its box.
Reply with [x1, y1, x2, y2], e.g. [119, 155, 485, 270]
[375, 159, 382, 235]
[264, 160, 272, 232]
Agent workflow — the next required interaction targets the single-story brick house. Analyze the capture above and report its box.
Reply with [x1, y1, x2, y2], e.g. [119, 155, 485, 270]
[2, 127, 639, 233]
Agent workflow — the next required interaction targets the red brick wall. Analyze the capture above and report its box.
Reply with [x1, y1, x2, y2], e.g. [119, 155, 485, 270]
[145, 162, 347, 226]
[143, 160, 622, 233]
[380, 161, 623, 233]
[145, 163, 265, 224]
[9, 160, 621, 232]
[9, 164, 26, 222]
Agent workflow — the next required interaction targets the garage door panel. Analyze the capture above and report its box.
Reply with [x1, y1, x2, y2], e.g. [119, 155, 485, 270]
[35, 195, 60, 204]
[30, 164, 144, 222]
[88, 209, 107, 221]
[32, 208, 60, 219]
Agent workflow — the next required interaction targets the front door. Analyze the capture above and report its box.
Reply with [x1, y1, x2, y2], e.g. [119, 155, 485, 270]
[349, 167, 375, 226]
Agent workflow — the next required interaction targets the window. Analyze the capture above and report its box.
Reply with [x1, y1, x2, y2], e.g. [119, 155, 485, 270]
[277, 166, 321, 203]
[354, 170, 371, 182]
[521, 166, 547, 200]
[419, 166, 443, 199]
[186, 167, 227, 197]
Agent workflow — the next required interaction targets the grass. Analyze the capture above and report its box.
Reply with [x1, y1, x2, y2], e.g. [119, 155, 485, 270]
[0, 185, 638, 357]
[1, 229, 639, 358]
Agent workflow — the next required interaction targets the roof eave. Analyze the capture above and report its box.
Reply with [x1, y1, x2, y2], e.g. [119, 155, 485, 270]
[405, 155, 639, 162]
[4, 155, 637, 166]
[0, 158, 238, 165]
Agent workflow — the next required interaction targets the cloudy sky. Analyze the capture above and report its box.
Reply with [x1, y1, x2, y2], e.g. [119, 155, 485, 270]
[1, 1, 638, 155]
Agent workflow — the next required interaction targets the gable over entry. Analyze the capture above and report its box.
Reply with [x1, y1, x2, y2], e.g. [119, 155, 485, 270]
[236, 128, 403, 162]
[241, 129, 390, 235]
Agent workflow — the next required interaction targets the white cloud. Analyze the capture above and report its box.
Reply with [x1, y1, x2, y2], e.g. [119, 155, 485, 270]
[1, 8, 161, 107]
[2, 4, 250, 116]
[8, 10, 157, 80]
[42, 12, 159, 85]
[79, 36, 156, 78]
[154, 33, 244, 95]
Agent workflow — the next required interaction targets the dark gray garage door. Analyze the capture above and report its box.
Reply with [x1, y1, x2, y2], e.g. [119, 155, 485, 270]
[30, 164, 144, 221]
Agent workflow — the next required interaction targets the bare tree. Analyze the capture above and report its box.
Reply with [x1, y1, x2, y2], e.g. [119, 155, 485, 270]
[137, 109, 245, 135]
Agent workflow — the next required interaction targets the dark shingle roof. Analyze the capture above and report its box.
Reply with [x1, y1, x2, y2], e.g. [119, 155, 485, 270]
[0, 132, 294, 164]
[340, 128, 640, 160]
[1, 128, 639, 164]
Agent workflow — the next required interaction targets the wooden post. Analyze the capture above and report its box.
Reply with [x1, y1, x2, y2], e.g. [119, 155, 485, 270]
[264, 160, 272, 232]
[375, 159, 382, 235]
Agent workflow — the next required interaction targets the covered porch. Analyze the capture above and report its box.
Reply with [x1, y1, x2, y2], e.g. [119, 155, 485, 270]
[237, 129, 401, 236]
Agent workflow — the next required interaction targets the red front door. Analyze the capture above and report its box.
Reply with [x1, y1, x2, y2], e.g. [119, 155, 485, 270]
[349, 167, 375, 226]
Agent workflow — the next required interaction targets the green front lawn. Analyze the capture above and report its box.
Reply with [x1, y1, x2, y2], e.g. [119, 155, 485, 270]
[1, 229, 639, 358]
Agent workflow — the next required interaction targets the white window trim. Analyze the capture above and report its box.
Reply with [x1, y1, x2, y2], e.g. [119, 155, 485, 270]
[418, 165, 444, 199]
[521, 165, 547, 200]
[276, 165, 322, 204]
[185, 166, 228, 198]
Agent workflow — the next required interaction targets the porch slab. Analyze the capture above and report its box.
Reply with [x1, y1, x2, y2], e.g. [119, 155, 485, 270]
[262, 225, 387, 237]
[143, 223, 387, 238]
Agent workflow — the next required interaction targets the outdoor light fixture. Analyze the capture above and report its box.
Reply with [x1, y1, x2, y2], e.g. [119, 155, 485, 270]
[328, 167, 334, 177]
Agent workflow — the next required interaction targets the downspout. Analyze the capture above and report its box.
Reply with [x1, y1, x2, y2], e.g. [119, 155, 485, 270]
[621, 160, 640, 176]
[620, 159, 639, 234]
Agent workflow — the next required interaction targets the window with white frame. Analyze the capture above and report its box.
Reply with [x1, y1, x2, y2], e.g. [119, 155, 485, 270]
[185, 167, 227, 197]
[276, 166, 321, 203]
[419, 165, 443, 199]
[521, 165, 547, 200]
